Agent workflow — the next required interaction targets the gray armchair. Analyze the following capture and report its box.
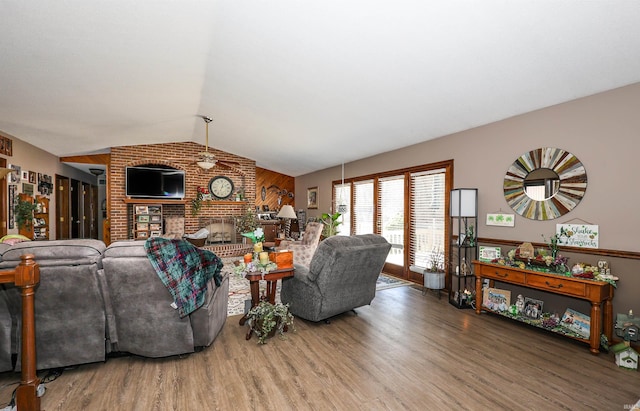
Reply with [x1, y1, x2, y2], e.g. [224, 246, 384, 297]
[281, 234, 391, 322]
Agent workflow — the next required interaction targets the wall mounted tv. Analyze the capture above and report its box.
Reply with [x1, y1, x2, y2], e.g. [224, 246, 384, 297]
[125, 166, 185, 199]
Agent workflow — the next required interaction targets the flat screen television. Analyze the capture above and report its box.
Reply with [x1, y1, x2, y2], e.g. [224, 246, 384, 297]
[125, 166, 185, 199]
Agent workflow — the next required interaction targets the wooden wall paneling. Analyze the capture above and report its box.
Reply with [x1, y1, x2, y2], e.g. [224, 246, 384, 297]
[256, 167, 295, 212]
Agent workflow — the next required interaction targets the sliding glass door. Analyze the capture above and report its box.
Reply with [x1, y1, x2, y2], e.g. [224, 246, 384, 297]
[332, 161, 452, 281]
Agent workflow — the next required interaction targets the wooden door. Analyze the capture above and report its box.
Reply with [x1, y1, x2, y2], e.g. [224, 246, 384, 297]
[0, 158, 6, 238]
[71, 179, 81, 238]
[56, 175, 71, 239]
[90, 185, 99, 239]
[82, 182, 91, 238]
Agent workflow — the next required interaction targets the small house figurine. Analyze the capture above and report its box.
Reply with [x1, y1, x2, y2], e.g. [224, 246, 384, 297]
[611, 342, 639, 370]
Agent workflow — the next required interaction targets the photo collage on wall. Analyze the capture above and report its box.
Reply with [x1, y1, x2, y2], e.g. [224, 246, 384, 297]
[6, 163, 54, 228]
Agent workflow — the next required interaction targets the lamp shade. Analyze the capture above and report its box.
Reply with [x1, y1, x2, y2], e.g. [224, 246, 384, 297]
[276, 205, 297, 219]
[450, 188, 477, 217]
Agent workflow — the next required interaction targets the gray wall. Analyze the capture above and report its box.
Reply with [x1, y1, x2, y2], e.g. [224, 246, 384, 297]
[295, 82, 640, 318]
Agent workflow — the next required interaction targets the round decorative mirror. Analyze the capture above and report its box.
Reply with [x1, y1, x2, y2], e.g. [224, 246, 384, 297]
[504, 147, 587, 220]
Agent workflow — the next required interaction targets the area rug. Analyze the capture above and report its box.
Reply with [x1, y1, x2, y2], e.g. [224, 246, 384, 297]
[221, 257, 413, 317]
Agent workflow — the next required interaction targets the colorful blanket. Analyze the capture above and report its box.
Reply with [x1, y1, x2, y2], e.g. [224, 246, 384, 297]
[144, 238, 223, 318]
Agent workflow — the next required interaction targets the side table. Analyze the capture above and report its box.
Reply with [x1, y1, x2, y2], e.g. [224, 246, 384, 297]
[239, 268, 295, 338]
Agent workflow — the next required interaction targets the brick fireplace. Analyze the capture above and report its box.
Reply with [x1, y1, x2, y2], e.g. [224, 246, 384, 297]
[109, 142, 256, 241]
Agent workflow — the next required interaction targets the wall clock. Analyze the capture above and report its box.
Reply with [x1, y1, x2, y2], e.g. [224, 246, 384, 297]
[209, 176, 234, 200]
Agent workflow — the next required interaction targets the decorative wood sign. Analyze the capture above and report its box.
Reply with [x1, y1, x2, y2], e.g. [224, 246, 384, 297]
[556, 223, 599, 249]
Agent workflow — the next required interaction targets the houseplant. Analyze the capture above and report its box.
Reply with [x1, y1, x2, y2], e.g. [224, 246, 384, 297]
[319, 211, 342, 238]
[245, 301, 294, 344]
[14, 197, 37, 230]
[236, 206, 259, 236]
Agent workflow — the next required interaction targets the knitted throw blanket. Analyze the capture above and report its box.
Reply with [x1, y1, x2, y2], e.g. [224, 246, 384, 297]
[144, 238, 223, 318]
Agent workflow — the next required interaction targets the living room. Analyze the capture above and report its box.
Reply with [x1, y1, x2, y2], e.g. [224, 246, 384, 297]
[1, 2, 640, 410]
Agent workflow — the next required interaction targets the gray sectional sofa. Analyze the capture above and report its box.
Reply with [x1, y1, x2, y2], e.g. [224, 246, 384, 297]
[0, 239, 228, 372]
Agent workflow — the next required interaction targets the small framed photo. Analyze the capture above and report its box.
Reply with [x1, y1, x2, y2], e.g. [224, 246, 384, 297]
[479, 246, 501, 262]
[307, 186, 318, 209]
[150, 231, 161, 237]
[262, 205, 270, 212]
[482, 288, 511, 312]
[29, 171, 36, 184]
[136, 223, 149, 231]
[137, 231, 148, 239]
[561, 308, 590, 339]
[524, 297, 544, 320]
[135, 205, 149, 214]
[137, 215, 150, 223]
[21, 170, 29, 181]
[150, 215, 162, 222]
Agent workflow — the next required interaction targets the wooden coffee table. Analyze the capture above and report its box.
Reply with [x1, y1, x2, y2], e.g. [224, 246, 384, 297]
[238, 267, 294, 327]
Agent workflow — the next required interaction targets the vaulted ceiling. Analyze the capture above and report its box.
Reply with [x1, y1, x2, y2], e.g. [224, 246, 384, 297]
[1, 2, 639, 176]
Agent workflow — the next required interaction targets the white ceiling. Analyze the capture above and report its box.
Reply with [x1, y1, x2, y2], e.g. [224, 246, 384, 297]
[1, 1, 639, 177]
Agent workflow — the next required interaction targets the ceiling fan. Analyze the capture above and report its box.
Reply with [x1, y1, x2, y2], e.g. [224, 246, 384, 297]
[194, 116, 239, 171]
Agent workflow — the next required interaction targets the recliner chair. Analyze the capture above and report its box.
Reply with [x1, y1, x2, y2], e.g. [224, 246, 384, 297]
[281, 234, 391, 322]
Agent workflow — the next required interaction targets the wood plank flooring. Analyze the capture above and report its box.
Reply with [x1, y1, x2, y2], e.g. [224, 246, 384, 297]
[1, 286, 638, 410]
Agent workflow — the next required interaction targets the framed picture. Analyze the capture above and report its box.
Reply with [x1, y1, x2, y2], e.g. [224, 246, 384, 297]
[561, 308, 590, 339]
[135, 205, 149, 214]
[21, 170, 29, 181]
[22, 183, 34, 196]
[8, 164, 20, 184]
[29, 171, 36, 184]
[137, 231, 148, 239]
[136, 223, 149, 231]
[523, 297, 544, 320]
[482, 288, 511, 312]
[137, 215, 150, 223]
[150, 230, 161, 237]
[150, 215, 161, 222]
[150, 223, 161, 231]
[479, 246, 501, 262]
[262, 205, 270, 212]
[307, 187, 318, 209]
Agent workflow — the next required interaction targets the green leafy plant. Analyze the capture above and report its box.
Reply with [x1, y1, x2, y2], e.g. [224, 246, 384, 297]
[245, 301, 294, 344]
[14, 197, 37, 230]
[236, 206, 259, 234]
[319, 212, 342, 237]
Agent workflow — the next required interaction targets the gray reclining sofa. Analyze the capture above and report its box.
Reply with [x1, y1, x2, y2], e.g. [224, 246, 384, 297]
[0, 239, 228, 372]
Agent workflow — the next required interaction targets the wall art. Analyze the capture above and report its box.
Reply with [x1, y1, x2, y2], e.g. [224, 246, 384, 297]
[556, 223, 598, 249]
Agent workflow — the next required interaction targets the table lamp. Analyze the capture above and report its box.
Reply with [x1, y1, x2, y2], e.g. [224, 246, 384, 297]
[276, 205, 297, 238]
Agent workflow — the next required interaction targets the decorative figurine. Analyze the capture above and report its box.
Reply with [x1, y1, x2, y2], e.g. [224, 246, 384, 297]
[515, 294, 525, 314]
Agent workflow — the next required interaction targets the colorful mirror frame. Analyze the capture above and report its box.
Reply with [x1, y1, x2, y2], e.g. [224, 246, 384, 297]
[503, 147, 587, 220]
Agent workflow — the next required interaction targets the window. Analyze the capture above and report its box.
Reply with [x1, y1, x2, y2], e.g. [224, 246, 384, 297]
[354, 180, 374, 235]
[410, 170, 446, 269]
[331, 160, 452, 280]
[379, 176, 405, 265]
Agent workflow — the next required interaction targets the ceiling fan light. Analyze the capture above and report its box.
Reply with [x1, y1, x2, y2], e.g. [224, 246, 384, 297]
[197, 160, 216, 170]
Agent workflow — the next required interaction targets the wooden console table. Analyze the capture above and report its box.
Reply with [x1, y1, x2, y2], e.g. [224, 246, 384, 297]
[0, 255, 41, 410]
[474, 261, 613, 355]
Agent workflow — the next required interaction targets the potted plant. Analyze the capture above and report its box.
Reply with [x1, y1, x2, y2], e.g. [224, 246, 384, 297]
[236, 206, 259, 236]
[319, 212, 342, 238]
[14, 197, 37, 230]
[424, 247, 445, 292]
[245, 301, 294, 344]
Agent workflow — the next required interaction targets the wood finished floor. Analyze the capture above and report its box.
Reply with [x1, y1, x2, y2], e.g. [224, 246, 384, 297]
[1, 286, 638, 411]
